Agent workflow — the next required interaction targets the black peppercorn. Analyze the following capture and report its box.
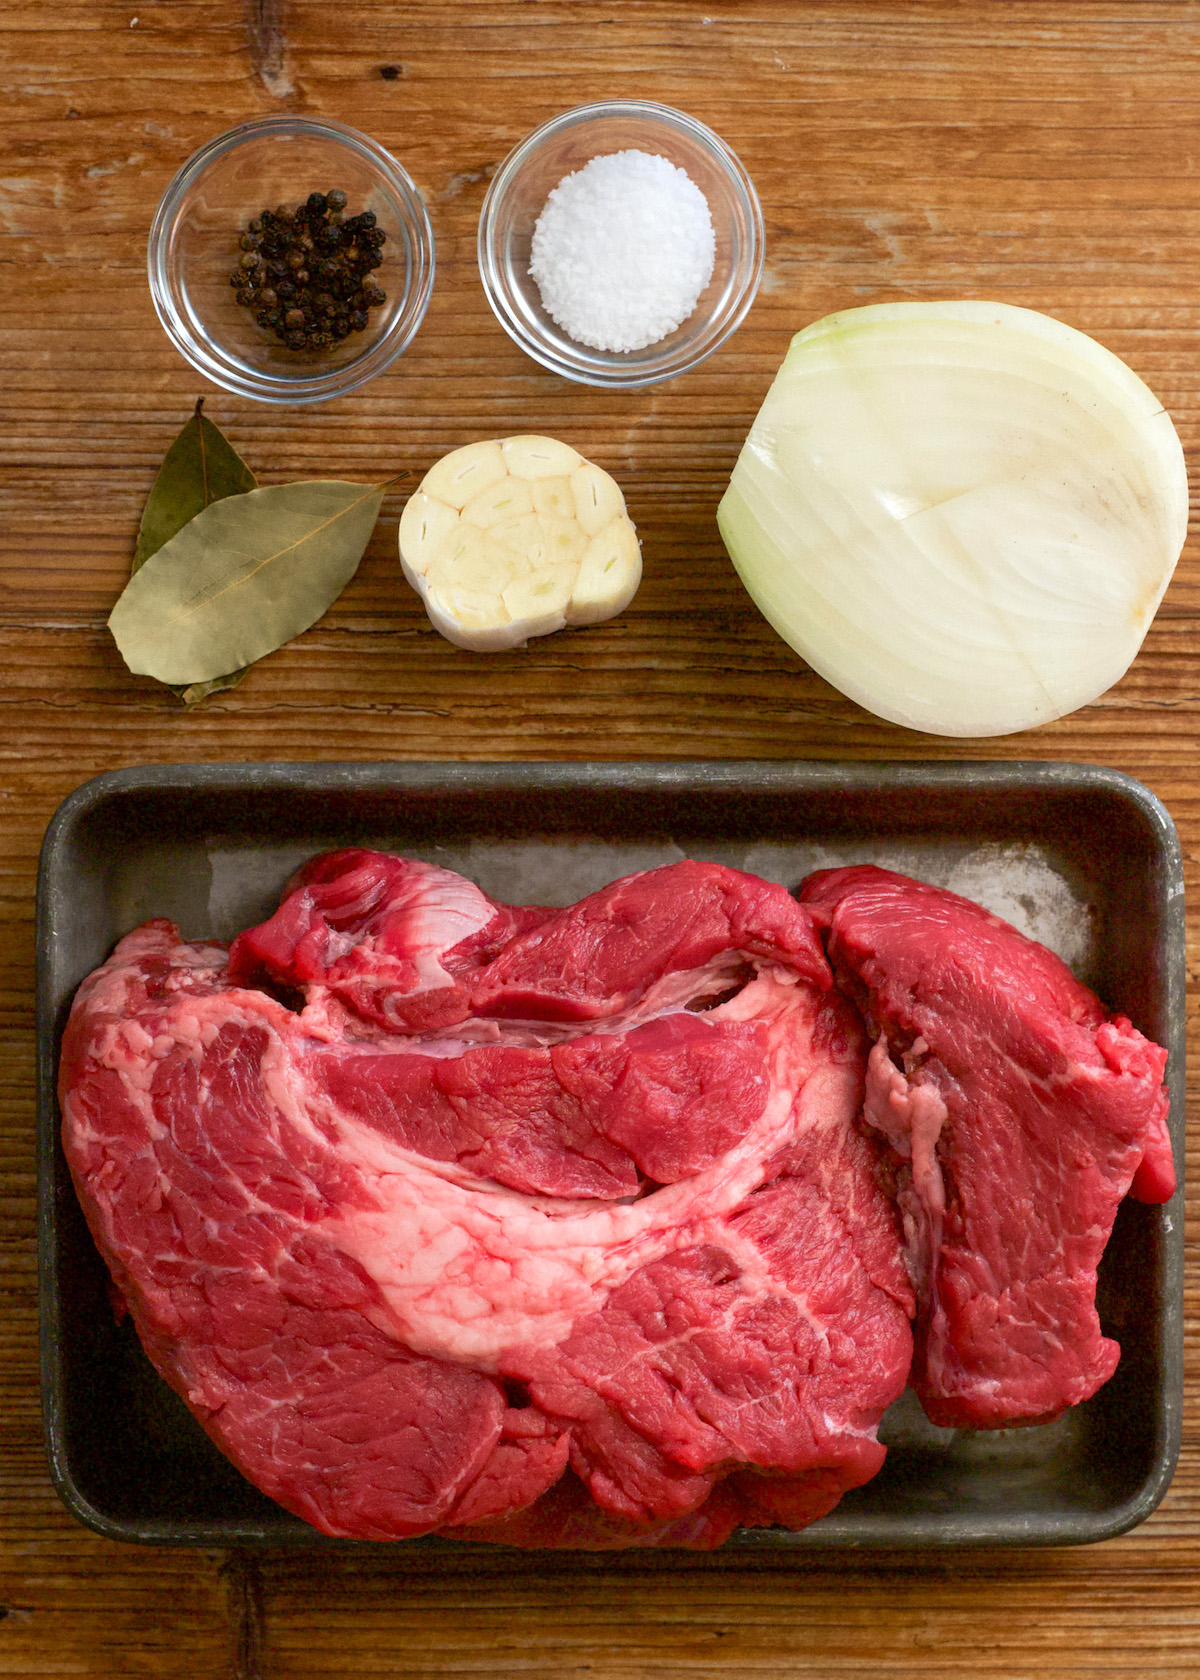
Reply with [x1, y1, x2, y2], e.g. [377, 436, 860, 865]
[232, 189, 387, 351]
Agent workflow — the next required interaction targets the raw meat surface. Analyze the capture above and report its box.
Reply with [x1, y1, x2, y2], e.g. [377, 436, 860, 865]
[800, 864, 1175, 1430]
[60, 853, 914, 1545]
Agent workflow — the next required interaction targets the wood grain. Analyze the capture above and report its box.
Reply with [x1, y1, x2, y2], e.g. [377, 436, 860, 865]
[3, 2, 1200, 1675]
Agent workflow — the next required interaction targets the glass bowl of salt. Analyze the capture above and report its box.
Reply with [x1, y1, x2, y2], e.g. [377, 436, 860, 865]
[478, 101, 764, 388]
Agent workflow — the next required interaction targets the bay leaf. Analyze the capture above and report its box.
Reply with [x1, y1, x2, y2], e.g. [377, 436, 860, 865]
[176, 669, 249, 707]
[133, 400, 257, 573]
[109, 480, 388, 685]
[134, 401, 258, 703]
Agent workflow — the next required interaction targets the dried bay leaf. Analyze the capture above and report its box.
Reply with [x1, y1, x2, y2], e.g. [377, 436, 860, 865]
[134, 401, 258, 702]
[110, 480, 388, 685]
[175, 669, 249, 707]
[134, 400, 257, 572]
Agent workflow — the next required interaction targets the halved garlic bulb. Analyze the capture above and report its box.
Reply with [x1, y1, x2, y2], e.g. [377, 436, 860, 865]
[399, 436, 641, 652]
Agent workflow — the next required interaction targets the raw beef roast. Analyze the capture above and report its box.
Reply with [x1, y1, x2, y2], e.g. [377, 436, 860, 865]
[59, 852, 915, 1546]
[800, 865, 1175, 1430]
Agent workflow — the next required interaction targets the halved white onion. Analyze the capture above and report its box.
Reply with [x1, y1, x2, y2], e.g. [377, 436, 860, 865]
[717, 301, 1188, 737]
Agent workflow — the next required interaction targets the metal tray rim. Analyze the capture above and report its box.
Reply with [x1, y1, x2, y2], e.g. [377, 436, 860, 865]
[36, 758, 1186, 1553]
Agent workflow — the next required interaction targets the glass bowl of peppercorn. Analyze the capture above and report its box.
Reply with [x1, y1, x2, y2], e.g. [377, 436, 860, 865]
[148, 116, 435, 404]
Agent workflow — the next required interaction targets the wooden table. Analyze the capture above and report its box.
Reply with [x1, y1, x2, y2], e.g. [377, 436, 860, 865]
[3, 2, 1197, 1674]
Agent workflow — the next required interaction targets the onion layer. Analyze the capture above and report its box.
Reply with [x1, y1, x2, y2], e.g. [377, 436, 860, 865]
[717, 301, 1188, 737]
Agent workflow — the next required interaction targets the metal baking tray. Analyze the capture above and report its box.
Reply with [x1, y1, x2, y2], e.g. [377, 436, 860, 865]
[36, 761, 1185, 1550]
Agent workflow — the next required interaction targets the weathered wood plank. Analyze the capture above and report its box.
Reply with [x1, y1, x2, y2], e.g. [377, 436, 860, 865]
[3, 3, 1200, 1677]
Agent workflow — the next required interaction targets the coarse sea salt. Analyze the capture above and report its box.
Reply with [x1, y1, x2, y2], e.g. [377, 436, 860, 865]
[529, 149, 716, 354]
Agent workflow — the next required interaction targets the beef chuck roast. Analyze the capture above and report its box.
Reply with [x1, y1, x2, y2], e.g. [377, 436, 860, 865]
[59, 853, 914, 1546]
[799, 864, 1175, 1431]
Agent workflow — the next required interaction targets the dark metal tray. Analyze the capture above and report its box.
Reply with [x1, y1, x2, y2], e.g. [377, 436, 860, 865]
[36, 761, 1185, 1550]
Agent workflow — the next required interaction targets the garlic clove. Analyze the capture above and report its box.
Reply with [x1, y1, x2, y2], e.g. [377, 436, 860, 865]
[397, 493, 459, 579]
[569, 521, 643, 625]
[500, 435, 581, 478]
[422, 441, 508, 510]
[531, 476, 577, 520]
[461, 476, 535, 529]
[571, 463, 627, 536]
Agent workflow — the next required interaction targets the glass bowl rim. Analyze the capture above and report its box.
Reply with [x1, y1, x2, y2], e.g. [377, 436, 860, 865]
[477, 98, 765, 390]
[147, 114, 436, 405]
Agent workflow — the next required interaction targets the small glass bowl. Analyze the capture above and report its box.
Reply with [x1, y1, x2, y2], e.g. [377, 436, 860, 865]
[148, 116, 435, 404]
[478, 100, 764, 389]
